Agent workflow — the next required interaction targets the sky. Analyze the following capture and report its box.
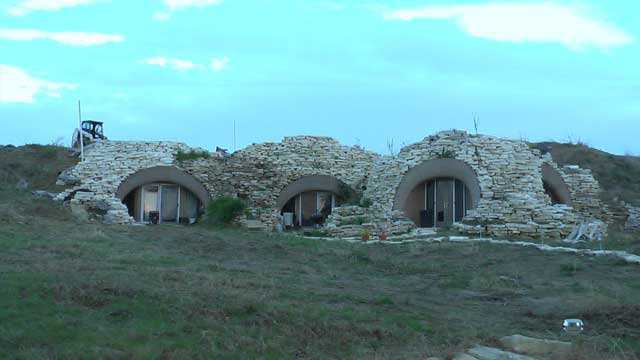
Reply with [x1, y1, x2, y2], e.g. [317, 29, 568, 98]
[0, 0, 638, 155]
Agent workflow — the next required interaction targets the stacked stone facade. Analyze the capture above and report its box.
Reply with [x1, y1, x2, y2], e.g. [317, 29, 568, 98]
[184, 136, 379, 229]
[56, 130, 608, 239]
[56, 141, 194, 224]
[625, 205, 640, 232]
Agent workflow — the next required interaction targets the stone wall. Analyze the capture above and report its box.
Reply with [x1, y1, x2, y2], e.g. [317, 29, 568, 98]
[57, 130, 608, 239]
[182, 136, 379, 229]
[556, 163, 608, 221]
[625, 205, 640, 232]
[324, 206, 415, 238]
[363, 130, 594, 239]
[56, 140, 212, 224]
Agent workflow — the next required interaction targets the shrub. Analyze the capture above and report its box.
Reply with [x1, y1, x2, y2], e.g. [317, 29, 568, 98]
[176, 149, 211, 162]
[206, 196, 246, 226]
[436, 147, 456, 159]
[337, 182, 362, 206]
[360, 197, 373, 208]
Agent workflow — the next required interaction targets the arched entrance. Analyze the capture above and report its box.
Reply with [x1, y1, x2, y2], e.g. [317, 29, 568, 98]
[541, 164, 571, 205]
[117, 166, 210, 224]
[276, 175, 348, 228]
[394, 159, 481, 228]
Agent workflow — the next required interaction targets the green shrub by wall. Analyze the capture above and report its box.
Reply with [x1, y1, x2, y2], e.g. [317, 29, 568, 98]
[206, 196, 246, 226]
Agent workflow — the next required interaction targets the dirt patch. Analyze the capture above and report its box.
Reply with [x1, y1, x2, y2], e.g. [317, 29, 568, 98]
[579, 305, 640, 338]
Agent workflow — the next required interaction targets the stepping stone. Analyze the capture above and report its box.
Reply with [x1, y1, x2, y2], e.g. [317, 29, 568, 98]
[467, 345, 539, 360]
[500, 335, 572, 357]
[453, 353, 479, 360]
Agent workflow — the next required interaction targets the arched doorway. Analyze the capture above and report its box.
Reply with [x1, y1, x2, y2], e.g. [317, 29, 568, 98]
[404, 178, 473, 227]
[541, 164, 571, 205]
[394, 159, 481, 228]
[276, 175, 348, 228]
[117, 167, 210, 224]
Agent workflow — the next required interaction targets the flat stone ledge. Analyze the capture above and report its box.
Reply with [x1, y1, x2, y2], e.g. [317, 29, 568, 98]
[302, 234, 640, 265]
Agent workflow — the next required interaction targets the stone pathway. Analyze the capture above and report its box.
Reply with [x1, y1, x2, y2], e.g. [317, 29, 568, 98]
[304, 232, 640, 265]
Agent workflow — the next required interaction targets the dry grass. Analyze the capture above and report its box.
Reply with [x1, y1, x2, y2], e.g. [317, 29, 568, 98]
[1, 203, 639, 358]
[0, 144, 639, 359]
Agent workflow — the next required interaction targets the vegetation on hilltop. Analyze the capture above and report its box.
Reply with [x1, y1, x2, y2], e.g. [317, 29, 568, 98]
[533, 142, 640, 206]
[0, 144, 77, 191]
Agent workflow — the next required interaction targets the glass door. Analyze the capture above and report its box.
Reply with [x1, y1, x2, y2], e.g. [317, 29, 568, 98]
[161, 185, 179, 223]
[142, 185, 159, 223]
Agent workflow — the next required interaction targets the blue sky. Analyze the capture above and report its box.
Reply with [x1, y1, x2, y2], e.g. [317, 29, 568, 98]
[0, 0, 638, 155]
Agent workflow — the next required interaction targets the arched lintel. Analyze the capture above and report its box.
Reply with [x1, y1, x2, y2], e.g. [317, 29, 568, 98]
[275, 175, 350, 210]
[116, 166, 210, 205]
[393, 158, 481, 211]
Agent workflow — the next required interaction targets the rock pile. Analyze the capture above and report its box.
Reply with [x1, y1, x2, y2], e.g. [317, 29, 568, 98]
[324, 206, 415, 238]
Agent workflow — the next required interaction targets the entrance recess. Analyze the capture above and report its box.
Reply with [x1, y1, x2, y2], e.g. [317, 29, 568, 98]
[417, 178, 471, 228]
[393, 159, 481, 228]
[276, 175, 348, 228]
[117, 166, 209, 224]
[123, 183, 201, 224]
[281, 191, 337, 227]
[541, 164, 572, 205]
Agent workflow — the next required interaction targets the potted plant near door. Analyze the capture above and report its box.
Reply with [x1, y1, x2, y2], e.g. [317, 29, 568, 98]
[361, 229, 371, 242]
[378, 230, 388, 241]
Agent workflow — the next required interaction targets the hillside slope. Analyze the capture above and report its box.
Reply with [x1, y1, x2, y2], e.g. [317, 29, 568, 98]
[0, 144, 639, 358]
[0, 144, 77, 191]
[534, 142, 640, 207]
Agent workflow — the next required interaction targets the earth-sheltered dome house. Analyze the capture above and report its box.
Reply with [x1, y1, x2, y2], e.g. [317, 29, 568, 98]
[56, 130, 608, 240]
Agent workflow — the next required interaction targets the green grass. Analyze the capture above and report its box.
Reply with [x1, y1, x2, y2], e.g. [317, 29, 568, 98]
[1, 144, 639, 358]
[1, 206, 640, 358]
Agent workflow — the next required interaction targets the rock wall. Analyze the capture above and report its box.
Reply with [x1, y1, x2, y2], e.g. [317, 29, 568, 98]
[557, 164, 608, 221]
[55, 140, 210, 224]
[364, 130, 591, 239]
[625, 205, 640, 232]
[57, 130, 608, 239]
[181, 136, 379, 229]
[324, 206, 415, 238]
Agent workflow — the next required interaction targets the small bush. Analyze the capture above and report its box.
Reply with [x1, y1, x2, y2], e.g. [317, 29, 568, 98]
[206, 196, 246, 226]
[337, 182, 362, 206]
[436, 147, 456, 159]
[176, 149, 211, 162]
[360, 197, 373, 208]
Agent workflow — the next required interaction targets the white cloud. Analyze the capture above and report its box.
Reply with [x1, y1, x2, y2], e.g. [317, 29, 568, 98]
[141, 57, 200, 71]
[0, 64, 77, 103]
[211, 56, 229, 72]
[0, 28, 123, 46]
[8, 0, 98, 16]
[152, 11, 171, 21]
[385, 3, 633, 49]
[142, 56, 230, 72]
[153, 0, 222, 21]
[165, 0, 221, 10]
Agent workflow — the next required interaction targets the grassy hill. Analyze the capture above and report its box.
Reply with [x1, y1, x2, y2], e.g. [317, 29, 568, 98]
[533, 142, 640, 207]
[0, 144, 77, 192]
[0, 144, 639, 359]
